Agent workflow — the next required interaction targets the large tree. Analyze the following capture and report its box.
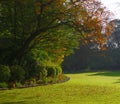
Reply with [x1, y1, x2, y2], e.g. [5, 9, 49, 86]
[0, 0, 112, 64]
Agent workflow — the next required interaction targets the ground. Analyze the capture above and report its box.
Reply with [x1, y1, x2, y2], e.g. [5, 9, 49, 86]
[0, 71, 120, 104]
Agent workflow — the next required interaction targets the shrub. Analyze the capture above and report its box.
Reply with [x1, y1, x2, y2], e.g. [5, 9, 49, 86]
[0, 82, 8, 88]
[42, 77, 48, 84]
[55, 66, 62, 76]
[46, 66, 56, 78]
[10, 65, 25, 82]
[15, 82, 22, 87]
[40, 68, 48, 79]
[0, 65, 11, 82]
[21, 56, 42, 80]
[29, 78, 37, 85]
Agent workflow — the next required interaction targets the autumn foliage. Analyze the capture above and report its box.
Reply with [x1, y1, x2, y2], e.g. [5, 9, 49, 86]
[70, 0, 113, 49]
[0, 0, 113, 66]
[0, 0, 113, 86]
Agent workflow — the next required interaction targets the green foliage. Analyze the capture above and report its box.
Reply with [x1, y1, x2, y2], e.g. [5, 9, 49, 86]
[40, 68, 48, 80]
[45, 63, 62, 78]
[21, 53, 42, 79]
[0, 0, 111, 66]
[29, 78, 37, 85]
[22, 50, 63, 80]
[15, 82, 22, 88]
[42, 77, 48, 84]
[0, 0, 113, 86]
[46, 66, 56, 78]
[32, 49, 50, 63]
[0, 65, 11, 82]
[0, 0, 81, 65]
[10, 65, 25, 82]
[55, 66, 62, 76]
[0, 82, 8, 88]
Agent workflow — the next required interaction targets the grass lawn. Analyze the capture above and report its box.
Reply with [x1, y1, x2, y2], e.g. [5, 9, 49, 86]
[1, 71, 120, 104]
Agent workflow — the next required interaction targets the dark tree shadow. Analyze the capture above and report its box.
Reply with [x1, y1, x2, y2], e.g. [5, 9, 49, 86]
[88, 71, 120, 77]
[88, 71, 120, 84]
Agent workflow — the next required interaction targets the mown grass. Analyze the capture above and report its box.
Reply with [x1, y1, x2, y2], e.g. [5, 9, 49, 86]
[1, 71, 120, 104]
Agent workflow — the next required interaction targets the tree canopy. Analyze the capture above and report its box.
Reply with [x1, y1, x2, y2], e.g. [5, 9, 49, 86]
[0, 0, 114, 87]
[0, 0, 112, 64]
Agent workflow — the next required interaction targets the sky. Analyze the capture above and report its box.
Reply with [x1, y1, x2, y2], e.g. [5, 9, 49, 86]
[100, 0, 120, 19]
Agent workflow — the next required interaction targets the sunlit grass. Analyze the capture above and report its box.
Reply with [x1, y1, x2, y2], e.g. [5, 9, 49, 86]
[1, 71, 120, 104]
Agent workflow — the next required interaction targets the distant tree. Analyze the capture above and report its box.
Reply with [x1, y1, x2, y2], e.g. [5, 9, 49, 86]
[106, 19, 120, 69]
[107, 19, 120, 48]
[63, 19, 120, 72]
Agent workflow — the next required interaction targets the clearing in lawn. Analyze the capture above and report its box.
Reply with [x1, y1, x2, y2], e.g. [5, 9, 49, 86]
[0, 71, 120, 104]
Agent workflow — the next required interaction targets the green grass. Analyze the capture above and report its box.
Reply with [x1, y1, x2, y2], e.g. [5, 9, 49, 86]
[1, 71, 120, 104]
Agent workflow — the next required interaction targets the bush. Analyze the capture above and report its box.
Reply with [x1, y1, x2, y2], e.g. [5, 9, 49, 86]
[21, 55, 42, 80]
[10, 65, 25, 82]
[29, 78, 37, 85]
[46, 66, 56, 78]
[55, 66, 62, 76]
[15, 82, 22, 87]
[40, 68, 48, 79]
[0, 65, 11, 82]
[0, 82, 8, 88]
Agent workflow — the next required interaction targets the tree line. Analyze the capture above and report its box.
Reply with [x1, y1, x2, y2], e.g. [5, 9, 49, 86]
[63, 19, 120, 73]
[0, 0, 112, 88]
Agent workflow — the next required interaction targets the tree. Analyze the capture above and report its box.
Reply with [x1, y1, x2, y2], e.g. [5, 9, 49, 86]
[105, 19, 120, 69]
[0, 0, 112, 65]
[107, 19, 120, 49]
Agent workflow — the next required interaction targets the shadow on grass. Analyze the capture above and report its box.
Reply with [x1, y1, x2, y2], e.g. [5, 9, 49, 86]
[88, 71, 120, 77]
[113, 79, 120, 84]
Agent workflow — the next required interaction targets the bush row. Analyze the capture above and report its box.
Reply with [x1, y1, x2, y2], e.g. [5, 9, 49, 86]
[0, 65, 25, 83]
[0, 64, 62, 88]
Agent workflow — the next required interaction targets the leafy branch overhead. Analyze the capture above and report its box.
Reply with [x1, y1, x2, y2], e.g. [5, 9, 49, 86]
[0, 0, 113, 63]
